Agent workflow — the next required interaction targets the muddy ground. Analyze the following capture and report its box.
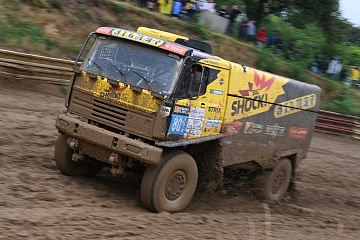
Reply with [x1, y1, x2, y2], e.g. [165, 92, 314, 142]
[0, 79, 359, 240]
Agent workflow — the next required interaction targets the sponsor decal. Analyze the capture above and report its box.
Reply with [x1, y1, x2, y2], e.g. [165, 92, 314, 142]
[168, 107, 205, 136]
[231, 94, 268, 116]
[230, 69, 288, 119]
[239, 71, 275, 96]
[168, 114, 188, 135]
[160, 106, 171, 117]
[185, 119, 202, 137]
[205, 119, 222, 129]
[203, 59, 220, 66]
[96, 27, 113, 35]
[208, 106, 222, 113]
[99, 84, 127, 99]
[274, 94, 316, 118]
[160, 42, 188, 56]
[189, 107, 206, 118]
[100, 28, 165, 48]
[221, 121, 243, 136]
[174, 105, 190, 115]
[244, 122, 264, 134]
[210, 89, 223, 95]
[115, 85, 127, 92]
[184, 107, 206, 137]
[110, 85, 127, 99]
[288, 127, 308, 139]
[265, 123, 285, 138]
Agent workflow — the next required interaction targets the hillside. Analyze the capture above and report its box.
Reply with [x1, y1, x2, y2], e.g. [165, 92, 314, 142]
[0, 0, 257, 65]
[0, 0, 359, 116]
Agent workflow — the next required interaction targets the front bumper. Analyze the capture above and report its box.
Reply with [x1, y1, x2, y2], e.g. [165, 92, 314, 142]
[55, 113, 162, 165]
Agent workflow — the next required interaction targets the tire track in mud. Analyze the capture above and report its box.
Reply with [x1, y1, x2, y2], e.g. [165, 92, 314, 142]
[309, 147, 358, 160]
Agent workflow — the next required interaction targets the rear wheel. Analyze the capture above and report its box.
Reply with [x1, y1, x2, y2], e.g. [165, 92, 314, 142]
[140, 150, 198, 213]
[255, 158, 292, 201]
[54, 134, 103, 177]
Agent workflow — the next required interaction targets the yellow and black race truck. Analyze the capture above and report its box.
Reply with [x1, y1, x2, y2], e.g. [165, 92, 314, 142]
[55, 27, 321, 212]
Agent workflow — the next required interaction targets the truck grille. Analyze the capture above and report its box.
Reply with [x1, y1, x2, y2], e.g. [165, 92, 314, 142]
[68, 89, 156, 139]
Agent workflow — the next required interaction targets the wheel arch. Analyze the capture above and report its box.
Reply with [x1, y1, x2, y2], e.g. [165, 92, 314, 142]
[182, 139, 224, 193]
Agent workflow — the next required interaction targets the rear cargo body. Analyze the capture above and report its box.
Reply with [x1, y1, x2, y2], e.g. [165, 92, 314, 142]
[54, 26, 321, 213]
[221, 64, 321, 168]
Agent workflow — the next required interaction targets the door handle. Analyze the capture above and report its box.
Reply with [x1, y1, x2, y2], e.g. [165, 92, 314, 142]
[201, 102, 206, 108]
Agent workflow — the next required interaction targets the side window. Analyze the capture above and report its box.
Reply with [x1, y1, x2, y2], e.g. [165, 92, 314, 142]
[174, 61, 208, 99]
[176, 62, 192, 99]
[189, 64, 208, 96]
[200, 67, 209, 95]
[78, 34, 96, 63]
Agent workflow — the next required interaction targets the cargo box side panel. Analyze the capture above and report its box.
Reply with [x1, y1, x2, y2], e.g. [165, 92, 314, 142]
[221, 65, 321, 168]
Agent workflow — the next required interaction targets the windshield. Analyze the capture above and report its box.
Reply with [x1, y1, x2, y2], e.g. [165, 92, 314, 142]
[81, 35, 184, 95]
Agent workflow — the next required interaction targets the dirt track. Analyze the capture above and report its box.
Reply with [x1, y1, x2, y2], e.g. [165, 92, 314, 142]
[1, 79, 359, 239]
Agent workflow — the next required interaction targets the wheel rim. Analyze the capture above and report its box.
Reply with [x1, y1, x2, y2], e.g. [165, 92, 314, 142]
[165, 170, 187, 201]
[271, 170, 285, 194]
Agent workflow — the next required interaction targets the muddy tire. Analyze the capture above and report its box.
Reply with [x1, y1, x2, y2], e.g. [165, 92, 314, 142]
[140, 150, 198, 213]
[255, 158, 292, 202]
[54, 134, 103, 177]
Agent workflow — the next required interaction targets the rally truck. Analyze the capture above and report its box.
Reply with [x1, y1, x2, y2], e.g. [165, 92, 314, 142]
[55, 26, 321, 212]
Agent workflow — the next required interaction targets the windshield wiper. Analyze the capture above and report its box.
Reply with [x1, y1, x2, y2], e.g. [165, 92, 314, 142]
[88, 58, 103, 72]
[109, 61, 128, 85]
[130, 69, 152, 92]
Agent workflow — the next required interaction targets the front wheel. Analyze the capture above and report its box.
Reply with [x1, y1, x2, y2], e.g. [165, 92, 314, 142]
[54, 134, 103, 177]
[255, 158, 292, 202]
[140, 150, 198, 213]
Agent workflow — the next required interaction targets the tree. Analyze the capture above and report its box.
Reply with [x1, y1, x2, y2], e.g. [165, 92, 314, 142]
[289, 0, 344, 43]
[240, 0, 343, 43]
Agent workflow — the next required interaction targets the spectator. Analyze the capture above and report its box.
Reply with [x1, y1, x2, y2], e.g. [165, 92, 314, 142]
[339, 67, 348, 82]
[225, 5, 240, 35]
[238, 17, 248, 41]
[178, 5, 189, 19]
[147, 0, 157, 10]
[247, 20, 256, 45]
[327, 56, 342, 80]
[288, 40, 301, 60]
[158, 0, 173, 14]
[218, 5, 229, 18]
[187, 0, 198, 18]
[172, 0, 183, 17]
[275, 35, 283, 54]
[139, 0, 147, 8]
[203, 0, 216, 14]
[198, 0, 207, 10]
[311, 62, 319, 74]
[315, 55, 326, 74]
[256, 26, 266, 48]
[267, 30, 277, 48]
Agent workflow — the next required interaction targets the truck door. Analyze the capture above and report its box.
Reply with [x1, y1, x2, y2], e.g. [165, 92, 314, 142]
[191, 65, 229, 138]
[169, 62, 228, 140]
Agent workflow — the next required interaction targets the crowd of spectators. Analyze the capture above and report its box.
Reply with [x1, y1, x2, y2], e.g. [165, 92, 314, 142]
[137, 1, 300, 58]
[138, 0, 205, 19]
[136, 1, 353, 84]
[307, 52, 348, 82]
